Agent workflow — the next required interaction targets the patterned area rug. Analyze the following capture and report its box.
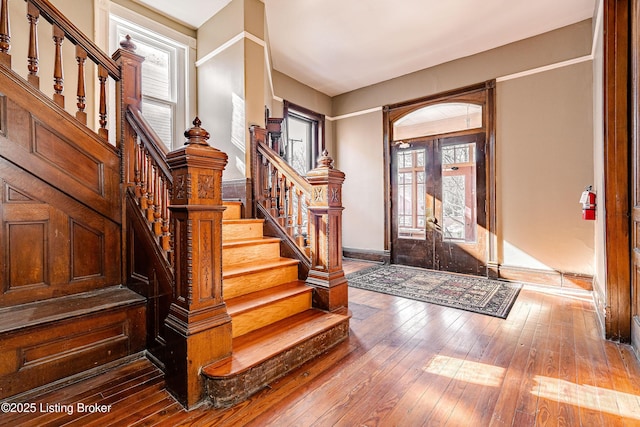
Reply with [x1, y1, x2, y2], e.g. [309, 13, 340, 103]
[347, 264, 521, 319]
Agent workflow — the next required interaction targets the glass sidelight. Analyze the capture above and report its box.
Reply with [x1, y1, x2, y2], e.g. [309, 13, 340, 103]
[397, 149, 426, 239]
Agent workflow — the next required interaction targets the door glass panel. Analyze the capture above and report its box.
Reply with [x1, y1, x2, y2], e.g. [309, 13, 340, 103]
[397, 149, 426, 239]
[441, 143, 476, 242]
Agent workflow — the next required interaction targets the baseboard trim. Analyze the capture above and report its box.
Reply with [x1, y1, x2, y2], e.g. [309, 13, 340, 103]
[342, 247, 390, 264]
[498, 264, 593, 291]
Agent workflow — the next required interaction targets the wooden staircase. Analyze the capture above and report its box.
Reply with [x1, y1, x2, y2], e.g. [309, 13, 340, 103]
[0, 0, 350, 410]
[201, 202, 350, 408]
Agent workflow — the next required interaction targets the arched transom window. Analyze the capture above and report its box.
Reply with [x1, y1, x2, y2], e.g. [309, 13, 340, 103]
[393, 102, 483, 141]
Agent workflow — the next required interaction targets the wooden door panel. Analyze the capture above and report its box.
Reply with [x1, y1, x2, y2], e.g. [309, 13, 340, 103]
[433, 134, 487, 275]
[391, 134, 488, 275]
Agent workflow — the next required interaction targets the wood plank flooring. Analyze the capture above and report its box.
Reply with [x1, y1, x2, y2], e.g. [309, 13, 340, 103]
[2, 259, 640, 426]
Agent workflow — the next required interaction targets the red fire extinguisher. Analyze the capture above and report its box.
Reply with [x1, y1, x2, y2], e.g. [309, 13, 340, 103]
[579, 186, 596, 220]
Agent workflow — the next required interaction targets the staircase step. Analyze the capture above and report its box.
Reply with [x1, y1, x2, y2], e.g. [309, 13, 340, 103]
[223, 258, 299, 299]
[202, 309, 350, 408]
[227, 281, 312, 337]
[222, 201, 243, 220]
[222, 219, 264, 241]
[223, 237, 282, 268]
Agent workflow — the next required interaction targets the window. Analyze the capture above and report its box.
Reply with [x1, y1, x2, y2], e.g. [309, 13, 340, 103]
[397, 149, 426, 239]
[108, 7, 194, 150]
[393, 102, 482, 141]
[283, 101, 325, 175]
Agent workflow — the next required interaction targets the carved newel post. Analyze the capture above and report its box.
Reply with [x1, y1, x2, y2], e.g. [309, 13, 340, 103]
[112, 35, 143, 186]
[164, 118, 232, 408]
[306, 151, 348, 313]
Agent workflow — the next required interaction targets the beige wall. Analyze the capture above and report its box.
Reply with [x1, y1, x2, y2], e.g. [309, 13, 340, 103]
[332, 19, 595, 276]
[271, 71, 335, 156]
[9, 0, 96, 124]
[196, 0, 266, 181]
[497, 62, 593, 274]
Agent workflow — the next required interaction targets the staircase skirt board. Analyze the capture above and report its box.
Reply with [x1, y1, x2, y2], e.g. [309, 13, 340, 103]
[203, 311, 350, 408]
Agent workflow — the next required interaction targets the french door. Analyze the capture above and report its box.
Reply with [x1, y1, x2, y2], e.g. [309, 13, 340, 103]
[391, 133, 487, 275]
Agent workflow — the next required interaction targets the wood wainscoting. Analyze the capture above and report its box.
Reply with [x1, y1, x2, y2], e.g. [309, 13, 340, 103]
[342, 247, 391, 264]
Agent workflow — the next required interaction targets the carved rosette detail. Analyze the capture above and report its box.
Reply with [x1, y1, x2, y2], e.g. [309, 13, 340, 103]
[198, 175, 215, 199]
[330, 187, 340, 204]
[313, 187, 324, 203]
[174, 173, 192, 200]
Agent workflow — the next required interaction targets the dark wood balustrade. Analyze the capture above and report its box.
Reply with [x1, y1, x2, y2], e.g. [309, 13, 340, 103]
[126, 106, 174, 268]
[0, 0, 120, 137]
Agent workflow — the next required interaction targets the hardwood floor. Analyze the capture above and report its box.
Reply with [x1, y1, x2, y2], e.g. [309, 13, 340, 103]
[2, 259, 640, 426]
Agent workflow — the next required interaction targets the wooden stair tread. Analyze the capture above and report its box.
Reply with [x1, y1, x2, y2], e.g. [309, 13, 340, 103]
[223, 237, 281, 247]
[202, 309, 350, 378]
[226, 281, 311, 316]
[222, 219, 264, 225]
[0, 286, 145, 334]
[223, 257, 299, 278]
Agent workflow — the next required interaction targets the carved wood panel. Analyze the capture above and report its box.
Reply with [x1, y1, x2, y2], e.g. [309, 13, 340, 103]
[0, 159, 120, 307]
[0, 70, 121, 223]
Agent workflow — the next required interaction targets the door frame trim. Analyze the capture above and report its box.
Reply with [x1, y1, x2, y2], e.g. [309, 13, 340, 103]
[383, 80, 497, 275]
[603, 0, 631, 342]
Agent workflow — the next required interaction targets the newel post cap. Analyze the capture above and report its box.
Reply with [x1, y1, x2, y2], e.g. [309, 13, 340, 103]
[307, 150, 345, 182]
[184, 117, 211, 146]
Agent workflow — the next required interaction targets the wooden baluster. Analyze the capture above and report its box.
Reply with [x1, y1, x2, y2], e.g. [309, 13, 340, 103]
[0, 0, 10, 67]
[261, 156, 269, 209]
[75, 46, 87, 124]
[98, 65, 108, 139]
[26, 2, 39, 87]
[305, 194, 312, 252]
[140, 150, 148, 210]
[153, 167, 162, 236]
[263, 160, 271, 210]
[161, 178, 171, 252]
[270, 164, 277, 216]
[146, 161, 155, 223]
[278, 174, 286, 225]
[296, 188, 304, 248]
[287, 181, 295, 237]
[52, 25, 65, 108]
[134, 138, 142, 200]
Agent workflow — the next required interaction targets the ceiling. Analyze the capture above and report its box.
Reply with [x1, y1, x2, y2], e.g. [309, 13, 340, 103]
[133, 0, 597, 97]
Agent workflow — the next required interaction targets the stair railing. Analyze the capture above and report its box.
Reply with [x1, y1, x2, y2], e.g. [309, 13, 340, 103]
[0, 0, 120, 139]
[125, 105, 174, 267]
[251, 124, 348, 314]
[251, 125, 312, 268]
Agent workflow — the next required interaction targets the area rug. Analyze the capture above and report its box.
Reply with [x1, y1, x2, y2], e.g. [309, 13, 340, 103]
[347, 264, 521, 319]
